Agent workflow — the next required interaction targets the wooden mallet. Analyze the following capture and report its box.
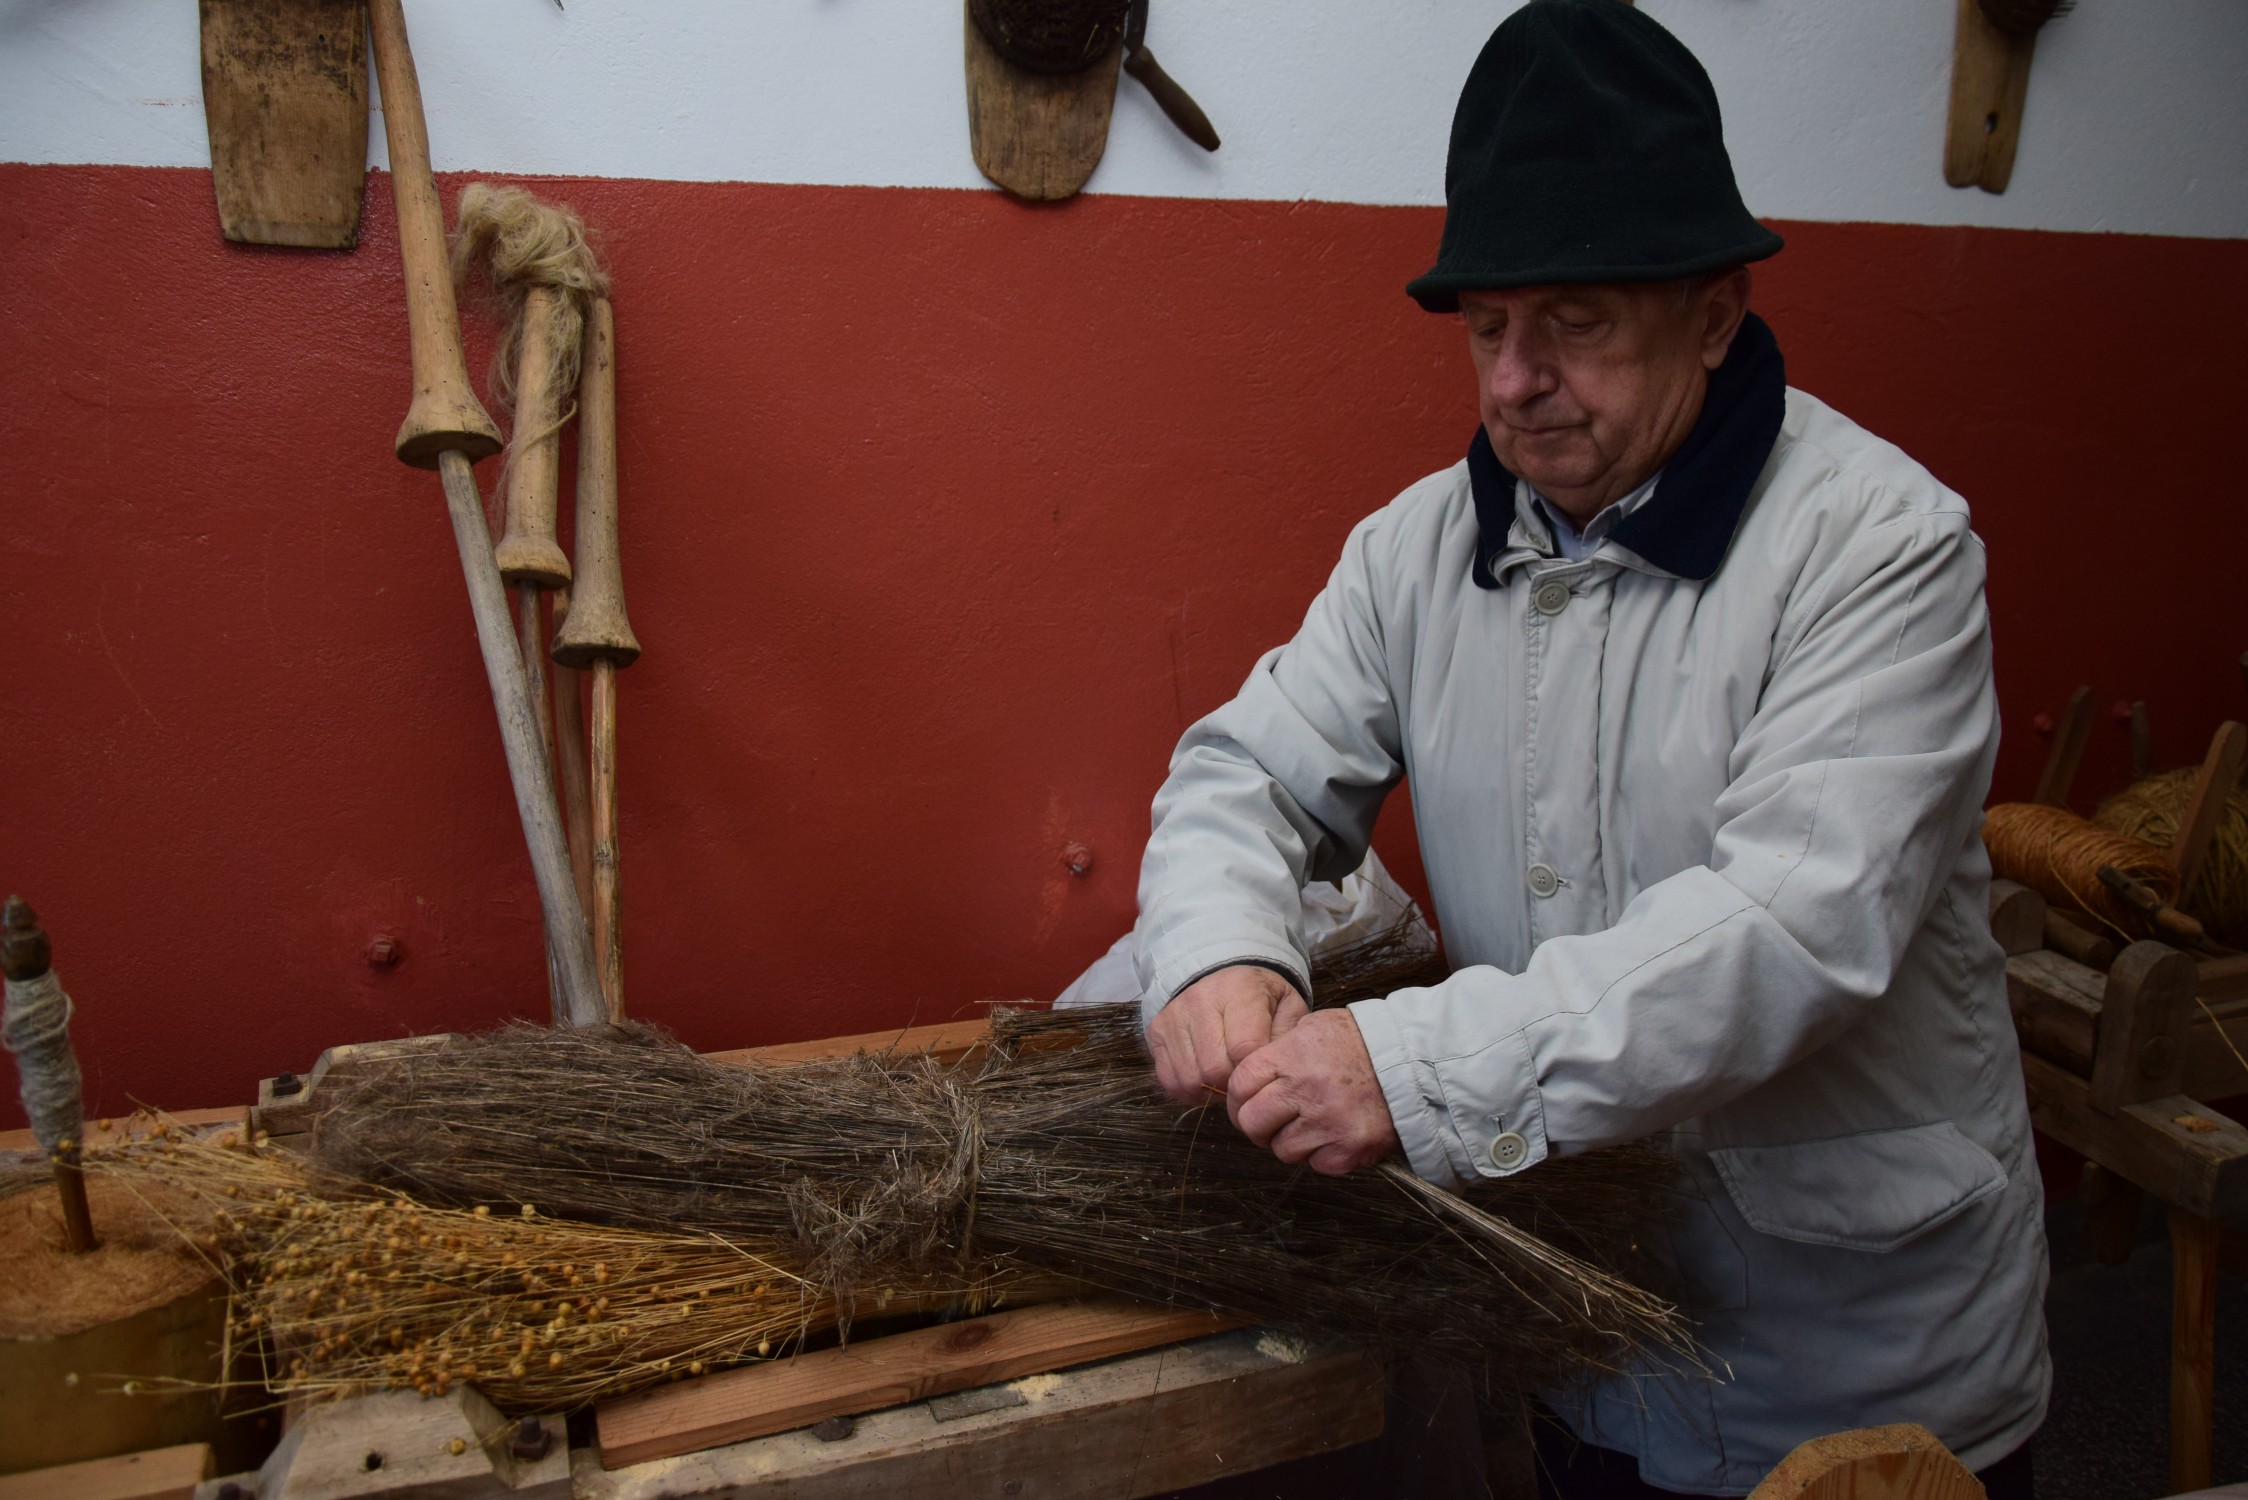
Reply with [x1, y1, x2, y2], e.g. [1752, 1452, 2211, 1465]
[365, 0, 604, 1027]
[2, 897, 98, 1253]
[553, 296, 640, 1021]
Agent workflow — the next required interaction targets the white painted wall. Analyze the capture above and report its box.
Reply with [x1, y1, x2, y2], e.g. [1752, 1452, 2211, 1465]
[2, 0, 2242, 237]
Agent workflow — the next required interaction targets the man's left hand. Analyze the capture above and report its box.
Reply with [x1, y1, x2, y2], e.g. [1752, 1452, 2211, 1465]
[1225, 1007, 1400, 1176]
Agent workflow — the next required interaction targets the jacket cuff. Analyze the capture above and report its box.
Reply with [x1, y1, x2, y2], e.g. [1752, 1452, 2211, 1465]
[1134, 911, 1309, 1031]
[1350, 992, 1548, 1184]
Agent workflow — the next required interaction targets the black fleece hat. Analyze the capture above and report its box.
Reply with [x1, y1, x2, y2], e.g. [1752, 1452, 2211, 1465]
[1406, 0, 1781, 311]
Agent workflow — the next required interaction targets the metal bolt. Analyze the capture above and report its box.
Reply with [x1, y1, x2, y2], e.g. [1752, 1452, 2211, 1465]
[509, 1415, 553, 1461]
[367, 936, 402, 967]
[2031, 712, 2055, 740]
[270, 1072, 303, 1099]
[1062, 843, 1095, 877]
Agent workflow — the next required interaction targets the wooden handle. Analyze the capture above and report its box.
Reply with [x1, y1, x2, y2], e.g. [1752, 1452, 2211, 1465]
[2170, 721, 2247, 902]
[365, 0, 501, 468]
[493, 287, 573, 587]
[553, 298, 641, 668]
[438, 451, 606, 1026]
[591, 658, 623, 1020]
[1123, 48, 1219, 152]
[550, 593, 598, 923]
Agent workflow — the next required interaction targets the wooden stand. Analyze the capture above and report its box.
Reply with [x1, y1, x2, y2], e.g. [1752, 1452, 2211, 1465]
[1992, 879, 2246, 1493]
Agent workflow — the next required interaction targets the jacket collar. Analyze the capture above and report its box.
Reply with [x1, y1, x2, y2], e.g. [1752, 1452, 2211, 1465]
[1467, 312, 1786, 587]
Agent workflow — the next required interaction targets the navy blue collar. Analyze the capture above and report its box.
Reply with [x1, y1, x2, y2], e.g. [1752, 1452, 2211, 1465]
[1466, 312, 1786, 586]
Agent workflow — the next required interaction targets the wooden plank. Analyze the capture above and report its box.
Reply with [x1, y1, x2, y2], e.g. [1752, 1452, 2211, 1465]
[2196, 953, 2248, 1006]
[2170, 1207, 2220, 1494]
[1987, 878, 2045, 956]
[2089, 943, 2195, 1114]
[0, 1105, 245, 1156]
[2022, 1052, 2248, 1224]
[2170, 721, 2246, 900]
[199, 0, 368, 248]
[1746, 1423, 1980, 1500]
[2185, 1009, 2248, 1102]
[707, 1016, 994, 1070]
[2032, 684, 2095, 808]
[578, 1329, 1383, 1500]
[2006, 950, 2101, 1074]
[0, 1443, 212, 1500]
[596, 1298, 1242, 1469]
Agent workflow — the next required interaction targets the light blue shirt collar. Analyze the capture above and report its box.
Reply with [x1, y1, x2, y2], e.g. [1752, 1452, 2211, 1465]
[1523, 472, 1663, 563]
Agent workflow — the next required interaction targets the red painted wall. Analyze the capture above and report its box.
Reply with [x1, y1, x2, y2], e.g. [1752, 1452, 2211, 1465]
[3, 165, 2243, 1125]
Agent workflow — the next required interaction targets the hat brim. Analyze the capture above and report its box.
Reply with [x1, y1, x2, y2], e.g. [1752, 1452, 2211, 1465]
[1407, 230, 1784, 313]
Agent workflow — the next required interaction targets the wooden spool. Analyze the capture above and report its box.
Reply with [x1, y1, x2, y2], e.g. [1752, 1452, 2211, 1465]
[0, 1176, 246, 1476]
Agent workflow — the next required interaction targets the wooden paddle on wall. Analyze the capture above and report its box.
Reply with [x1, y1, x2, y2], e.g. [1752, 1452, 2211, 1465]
[199, 0, 369, 248]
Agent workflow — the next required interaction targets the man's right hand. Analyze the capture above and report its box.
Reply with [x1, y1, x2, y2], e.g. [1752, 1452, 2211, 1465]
[1146, 964, 1310, 1105]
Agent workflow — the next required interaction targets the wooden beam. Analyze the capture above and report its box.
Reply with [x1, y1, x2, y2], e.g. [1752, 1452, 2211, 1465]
[2033, 685, 2096, 809]
[0, 1443, 212, 1500]
[596, 1298, 1242, 1469]
[2199, 954, 2248, 1006]
[589, 1329, 1383, 1500]
[2022, 1052, 2248, 1224]
[2089, 943, 2196, 1114]
[1987, 878, 2045, 956]
[708, 1017, 994, 1070]
[2042, 909, 2115, 971]
[2169, 721, 2246, 901]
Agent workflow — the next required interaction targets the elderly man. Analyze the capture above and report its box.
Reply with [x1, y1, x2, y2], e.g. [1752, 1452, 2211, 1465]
[1130, 2, 2048, 1495]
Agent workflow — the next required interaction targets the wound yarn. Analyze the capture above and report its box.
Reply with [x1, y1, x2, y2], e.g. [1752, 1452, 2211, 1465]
[2, 969, 85, 1159]
[1982, 801, 2178, 938]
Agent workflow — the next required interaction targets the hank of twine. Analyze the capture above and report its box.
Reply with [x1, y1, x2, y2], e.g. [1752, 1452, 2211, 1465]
[1982, 802, 2178, 937]
[2096, 769, 2248, 944]
[2, 970, 84, 1159]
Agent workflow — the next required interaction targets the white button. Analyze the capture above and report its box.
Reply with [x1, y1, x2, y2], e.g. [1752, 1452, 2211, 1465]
[1489, 1132, 1529, 1170]
[1533, 580, 1570, 616]
[1526, 862, 1561, 898]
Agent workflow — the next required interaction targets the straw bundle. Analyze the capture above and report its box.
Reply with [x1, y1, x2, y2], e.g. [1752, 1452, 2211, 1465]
[85, 1121, 1050, 1414]
[2096, 768, 2248, 945]
[309, 1004, 1692, 1391]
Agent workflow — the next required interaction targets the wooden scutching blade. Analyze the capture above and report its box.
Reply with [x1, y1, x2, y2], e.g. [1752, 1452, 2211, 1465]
[199, 0, 370, 249]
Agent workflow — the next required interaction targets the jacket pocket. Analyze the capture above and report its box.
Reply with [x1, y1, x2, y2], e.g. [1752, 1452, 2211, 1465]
[1708, 1120, 2008, 1253]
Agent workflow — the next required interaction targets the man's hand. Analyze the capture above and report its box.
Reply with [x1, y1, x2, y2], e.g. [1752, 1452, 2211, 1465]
[1226, 1007, 1400, 1176]
[1147, 964, 1309, 1105]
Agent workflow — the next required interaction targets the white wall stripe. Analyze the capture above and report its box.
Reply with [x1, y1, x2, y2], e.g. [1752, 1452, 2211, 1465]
[2, 1, 2242, 239]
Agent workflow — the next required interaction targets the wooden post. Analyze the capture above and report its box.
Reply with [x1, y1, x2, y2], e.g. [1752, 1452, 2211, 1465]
[2168, 1204, 2219, 1494]
[2089, 942, 2196, 1114]
[2032, 685, 2095, 809]
[1, 897, 97, 1253]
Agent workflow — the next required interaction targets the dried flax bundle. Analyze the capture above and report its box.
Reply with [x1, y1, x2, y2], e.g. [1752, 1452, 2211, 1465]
[312, 1005, 1696, 1391]
[86, 1124, 1048, 1414]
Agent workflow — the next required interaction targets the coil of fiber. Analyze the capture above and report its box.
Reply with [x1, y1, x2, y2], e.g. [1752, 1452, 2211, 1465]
[1981, 802, 2177, 937]
[2095, 769, 2248, 945]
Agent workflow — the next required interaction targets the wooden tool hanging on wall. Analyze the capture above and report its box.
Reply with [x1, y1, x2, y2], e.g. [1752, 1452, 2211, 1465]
[199, 0, 369, 247]
[1943, 0, 2071, 194]
[966, 0, 1218, 203]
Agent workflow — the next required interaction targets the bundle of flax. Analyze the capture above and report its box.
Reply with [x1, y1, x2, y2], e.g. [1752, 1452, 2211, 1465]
[309, 1004, 1693, 1390]
[85, 1122, 1045, 1414]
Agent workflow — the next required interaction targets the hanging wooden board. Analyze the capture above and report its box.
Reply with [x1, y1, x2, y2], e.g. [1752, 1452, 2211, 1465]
[963, 1, 1122, 202]
[1943, 0, 2035, 194]
[199, 0, 369, 248]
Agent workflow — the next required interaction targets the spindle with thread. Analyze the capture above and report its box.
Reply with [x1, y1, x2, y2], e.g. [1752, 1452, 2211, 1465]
[1982, 802, 2178, 938]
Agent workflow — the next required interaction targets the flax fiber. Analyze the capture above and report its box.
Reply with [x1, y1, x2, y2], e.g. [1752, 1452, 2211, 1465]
[2095, 769, 2248, 946]
[1983, 801, 2178, 936]
[308, 1004, 1692, 1391]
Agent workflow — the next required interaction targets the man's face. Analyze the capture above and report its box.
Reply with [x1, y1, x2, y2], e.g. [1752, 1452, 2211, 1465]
[1460, 272, 1749, 521]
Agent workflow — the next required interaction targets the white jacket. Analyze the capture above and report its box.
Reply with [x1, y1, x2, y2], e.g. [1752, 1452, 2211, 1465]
[1132, 318, 2049, 1493]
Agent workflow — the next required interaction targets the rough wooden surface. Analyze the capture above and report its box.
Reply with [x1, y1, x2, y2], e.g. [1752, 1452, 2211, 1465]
[249, 1385, 569, 1499]
[2169, 1205, 2220, 1494]
[963, 0, 1121, 201]
[199, 0, 366, 248]
[1986, 878, 2044, 956]
[0, 1442, 211, 1500]
[1747, 1422, 1983, 1499]
[2088, 942, 2196, 1114]
[2022, 1052, 2248, 1223]
[596, 1298, 1241, 1469]
[580, 1329, 1382, 1500]
[2030, 684, 2093, 807]
[1943, 0, 2036, 195]
[2171, 721, 2247, 901]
